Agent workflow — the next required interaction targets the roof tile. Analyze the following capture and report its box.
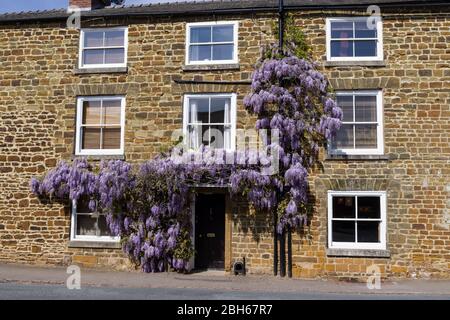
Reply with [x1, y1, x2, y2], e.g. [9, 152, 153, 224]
[0, 0, 445, 23]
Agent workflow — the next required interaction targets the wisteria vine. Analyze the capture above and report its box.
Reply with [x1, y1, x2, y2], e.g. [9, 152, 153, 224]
[30, 44, 342, 273]
[242, 45, 342, 232]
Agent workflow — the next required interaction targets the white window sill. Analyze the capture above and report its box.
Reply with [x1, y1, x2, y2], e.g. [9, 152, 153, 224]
[68, 240, 121, 249]
[324, 60, 386, 67]
[72, 154, 125, 161]
[74, 67, 128, 74]
[325, 154, 390, 161]
[75, 150, 124, 158]
[182, 63, 240, 71]
[327, 248, 390, 258]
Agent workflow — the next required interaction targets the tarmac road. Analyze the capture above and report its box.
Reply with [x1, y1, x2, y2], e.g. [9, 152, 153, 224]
[1, 263, 449, 300]
[1, 282, 449, 300]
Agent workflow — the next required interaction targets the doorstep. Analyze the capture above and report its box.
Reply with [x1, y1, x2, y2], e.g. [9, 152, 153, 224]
[190, 269, 228, 277]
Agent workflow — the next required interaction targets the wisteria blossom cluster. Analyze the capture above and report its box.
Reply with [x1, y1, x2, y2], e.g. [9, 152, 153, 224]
[120, 158, 193, 272]
[31, 158, 96, 204]
[242, 46, 342, 232]
[31, 158, 195, 272]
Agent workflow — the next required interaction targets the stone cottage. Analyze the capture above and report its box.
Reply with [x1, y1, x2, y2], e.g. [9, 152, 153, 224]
[0, 0, 448, 280]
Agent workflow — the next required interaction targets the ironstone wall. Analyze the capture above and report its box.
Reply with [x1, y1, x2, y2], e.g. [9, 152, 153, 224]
[0, 7, 448, 279]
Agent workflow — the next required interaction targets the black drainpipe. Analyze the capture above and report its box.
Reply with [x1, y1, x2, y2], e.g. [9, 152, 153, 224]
[280, 0, 293, 279]
[273, 206, 278, 276]
[273, 0, 285, 278]
[278, 0, 284, 50]
[287, 227, 292, 278]
[277, 0, 287, 278]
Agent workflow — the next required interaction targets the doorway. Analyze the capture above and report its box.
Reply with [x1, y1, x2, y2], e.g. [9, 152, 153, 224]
[194, 193, 225, 270]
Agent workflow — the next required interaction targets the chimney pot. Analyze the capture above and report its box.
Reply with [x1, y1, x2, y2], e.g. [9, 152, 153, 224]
[68, 0, 108, 10]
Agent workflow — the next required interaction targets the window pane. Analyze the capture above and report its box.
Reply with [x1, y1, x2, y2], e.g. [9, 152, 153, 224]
[76, 215, 97, 236]
[190, 26, 211, 43]
[332, 221, 355, 242]
[82, 100, 101, 125]
[189, 98, 209, 124]
[355, 40, 377, 57]
[82, 127, 101, 149]
[223, 126, 232, 149]
[84, 31, 103, 47]
[83, 49, 104, 65]
[212, 25, 233, 42]
[104, 30, 124, 46]
[355, 96, 377, 122]
[76, 200, 91, 214]
[103, 100, 122, 125]
[332, 124, 354, 149]
[331, 22, 353, 38]
[189, 45, 211, 62]
[331, 40, 353, 57]
[355, 124, 377, 148]
[212, 44, 233, 61]
[98, 215, 112, 237]
[210, 98, 228, 123]
[336, 95, 354, 122]
[209, 125, 225, 149]
[104, 48, 125, 64]
[102, 128, 121, 149]
[357, 221, 380, 242]
[358, 197, 381, 219]
[188, 125, 202, 149]
[201, 125, 210, 147]
[332, 196, 356, 218]
[355, 21, 377, 38]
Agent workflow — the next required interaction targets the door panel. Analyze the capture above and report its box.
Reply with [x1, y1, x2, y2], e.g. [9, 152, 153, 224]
[195, 194, 225, 269]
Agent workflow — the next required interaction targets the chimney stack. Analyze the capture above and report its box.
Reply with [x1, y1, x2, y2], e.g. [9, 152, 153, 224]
[68, 0, 108, 10]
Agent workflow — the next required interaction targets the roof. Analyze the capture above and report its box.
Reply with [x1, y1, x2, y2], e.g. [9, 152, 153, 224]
[0, 0, 447, 23]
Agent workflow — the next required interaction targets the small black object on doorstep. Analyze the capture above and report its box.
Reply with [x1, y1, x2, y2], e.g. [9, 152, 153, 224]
[233, 257, 246, 275]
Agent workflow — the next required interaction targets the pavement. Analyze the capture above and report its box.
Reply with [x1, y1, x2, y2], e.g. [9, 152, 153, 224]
[0, 263, 449, 300]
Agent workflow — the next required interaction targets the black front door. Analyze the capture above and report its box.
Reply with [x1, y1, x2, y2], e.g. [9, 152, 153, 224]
[195, 194, 225, 270]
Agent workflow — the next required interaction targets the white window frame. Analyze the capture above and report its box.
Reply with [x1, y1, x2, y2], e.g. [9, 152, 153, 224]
[70, 199, 120, 243]
[328, 191, 387, 250]
[79, 27, 128, 69]
[326, 17, 383, 62]
[185, 21, 239, 66]
[75, 96, 126, 156]
[182, 93, 237, 151]
[329, 90, 384, 155]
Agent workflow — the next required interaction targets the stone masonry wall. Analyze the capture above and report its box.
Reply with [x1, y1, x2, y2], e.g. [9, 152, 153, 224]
[0, 7, 448, 279]
[0, 14, 271, 270]
[230, 8, 450, 280]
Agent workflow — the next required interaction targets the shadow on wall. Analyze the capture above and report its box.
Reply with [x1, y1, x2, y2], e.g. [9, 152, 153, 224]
[230, 191, 316, 244]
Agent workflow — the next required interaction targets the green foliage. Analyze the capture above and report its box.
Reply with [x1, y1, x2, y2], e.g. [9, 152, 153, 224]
[173, 229, 195, 261]
[273, 13, 312, 59]
[277, 197, 289, 220]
